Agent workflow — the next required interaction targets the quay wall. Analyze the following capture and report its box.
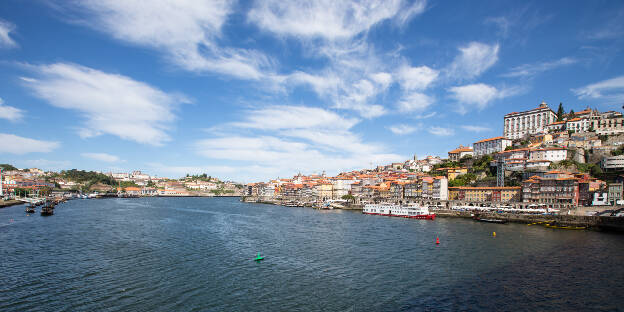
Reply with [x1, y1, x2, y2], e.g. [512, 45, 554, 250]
[435, 209, 624, 232]
[0, 200, 23, 208]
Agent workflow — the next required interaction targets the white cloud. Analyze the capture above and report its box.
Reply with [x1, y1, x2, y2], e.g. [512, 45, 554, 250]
[397, 64, 439, 90]
[446, 42, 499, 80]
[0, 19, 17, 48]
[389, 124, 418, 135]
[572, 76, 624, 103]
[231, 105, 358, 130]
[22, 62, 185, 146]
[248, 0, 426, 40]
[65, 1, 270, 80]
[398, 92, 434, 112]
[81, 152, 122, 163]
[195, 105, 404, 181]
[428, 126, 454, 136]
[246, 1, 427, 119]
[0, 133, 59, 154]
[460, 125, 491, 133]
[0, 98, 24, 121]
[448, 83, 522, 114]
[503, 57, 577, 78]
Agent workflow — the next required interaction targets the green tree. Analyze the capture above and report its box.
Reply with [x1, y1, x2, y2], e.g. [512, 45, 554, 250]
[556, 102, 565, 121]
[0, 164, 18, 171]
[568, 109, 576, 119]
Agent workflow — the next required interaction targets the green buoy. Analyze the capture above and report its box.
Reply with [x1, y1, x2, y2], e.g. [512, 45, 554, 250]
[254, 252, 264, 261]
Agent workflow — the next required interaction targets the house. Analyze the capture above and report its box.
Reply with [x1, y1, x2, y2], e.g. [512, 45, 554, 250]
[448, 145, 473, 162]
[473, 137, 513, 157]
[448, 186, 521, 202]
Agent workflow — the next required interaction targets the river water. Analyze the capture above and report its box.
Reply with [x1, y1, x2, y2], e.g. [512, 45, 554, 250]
[1, 197, 623, 311]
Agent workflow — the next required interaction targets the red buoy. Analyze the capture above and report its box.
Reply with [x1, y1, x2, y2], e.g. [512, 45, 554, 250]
[436, 237, 440, 244]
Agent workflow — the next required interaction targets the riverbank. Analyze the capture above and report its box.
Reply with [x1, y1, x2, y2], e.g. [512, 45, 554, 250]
[435, 209, 624, 232]
[0, 200, 23, 208]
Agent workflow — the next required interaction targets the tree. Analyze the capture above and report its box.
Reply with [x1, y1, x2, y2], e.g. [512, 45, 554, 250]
[557, 102, 565, 121]
[0, 164, 18, 171]
[568, 109, 576, 119]
[341, 194, 355, 203]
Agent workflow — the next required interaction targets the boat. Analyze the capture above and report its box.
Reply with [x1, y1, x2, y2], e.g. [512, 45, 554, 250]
[473, 215, 508, 224]
[40, 201, 55, 216]
[25, 204, 36, 213]
[363, 203, 435, 220]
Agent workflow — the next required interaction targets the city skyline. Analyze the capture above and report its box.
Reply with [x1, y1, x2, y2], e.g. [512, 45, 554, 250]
[1, 1, 623, 182]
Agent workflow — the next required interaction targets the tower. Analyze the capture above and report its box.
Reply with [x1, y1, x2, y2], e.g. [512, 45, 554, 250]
[496, 159, 505, 187]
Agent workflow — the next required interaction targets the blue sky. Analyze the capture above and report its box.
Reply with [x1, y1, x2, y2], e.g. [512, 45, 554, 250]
[0, 0, 623, 182]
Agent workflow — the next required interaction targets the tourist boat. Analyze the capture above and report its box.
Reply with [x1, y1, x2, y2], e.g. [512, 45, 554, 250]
[363, 203, 435, 220]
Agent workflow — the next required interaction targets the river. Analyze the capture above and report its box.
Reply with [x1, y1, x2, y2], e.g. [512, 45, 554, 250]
[1, 197, 623, 311]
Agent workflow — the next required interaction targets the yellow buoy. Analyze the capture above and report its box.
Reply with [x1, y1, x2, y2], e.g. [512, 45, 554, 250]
[493, 232, 496, 237]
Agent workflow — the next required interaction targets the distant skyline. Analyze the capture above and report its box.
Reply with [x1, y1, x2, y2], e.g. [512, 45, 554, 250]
[1, 0, 623, 182]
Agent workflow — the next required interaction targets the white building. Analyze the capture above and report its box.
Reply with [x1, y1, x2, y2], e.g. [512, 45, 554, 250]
[473, 137, 513, 157]
[504, 101, 557, 139]
[529, 147, 568, 162]
[601, 155, 624, 171]
[448, 145, 473, 162]
[565, 118, 591, 133]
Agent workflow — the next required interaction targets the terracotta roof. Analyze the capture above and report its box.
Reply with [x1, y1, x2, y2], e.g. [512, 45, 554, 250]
[475, 136, 509, 144]
[449, 147, 473, 153]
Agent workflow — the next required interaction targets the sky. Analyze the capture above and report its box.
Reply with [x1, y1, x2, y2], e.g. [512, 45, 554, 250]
[0, 0, 623, 182]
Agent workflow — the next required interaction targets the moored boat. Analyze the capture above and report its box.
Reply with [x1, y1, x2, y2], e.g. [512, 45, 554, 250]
[363, 203, 435, 220]
[473, 215, 508, 224]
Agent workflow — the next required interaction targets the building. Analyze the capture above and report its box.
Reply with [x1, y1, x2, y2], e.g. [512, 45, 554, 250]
[448, 145, 473, 162]
[601, 155, 624, 171]
[448, 186, 521, 202]
[591, 111, 624, 135]
[473, 137, 513, 157]
[529, 147, 568, 162]
[607, 183, 623, 205]
[432, 177, 448, 200]
[504, 101, 557, 139]
[522, 174, 579, 209]
[565, 118, 591, 133]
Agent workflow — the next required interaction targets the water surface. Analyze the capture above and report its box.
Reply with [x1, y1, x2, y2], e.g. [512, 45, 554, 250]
[1, 197, 623, 311]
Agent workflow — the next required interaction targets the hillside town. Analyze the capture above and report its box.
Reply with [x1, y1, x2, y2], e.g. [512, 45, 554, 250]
[0, 166, 244, 201]
[243, 102, 624, 216]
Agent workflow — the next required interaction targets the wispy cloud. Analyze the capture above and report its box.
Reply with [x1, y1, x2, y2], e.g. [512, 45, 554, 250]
[503, 57, 578, 78]
[572, 76, 624, 104]
[0, 19, 17, 48]
[195, 105, 404, 181]
[61, 1, 271, 80]
[0, 97, 24, 121]
[397, 92, 434, 112]
[248, 0, 426, 41]
[388, 124, 418, 135]
[0, 133, 59, 154]
[448, 83, 524, 114]
[81, 152, 123, 163]
[445, 42, 499, 80]
[460, 125, 491, 133]
[428, 126, 454, 136]
[22, 62, 187, 146]
[397, 64, 439, 90]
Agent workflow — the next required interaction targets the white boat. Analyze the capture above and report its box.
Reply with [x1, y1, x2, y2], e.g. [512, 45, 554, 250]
[363, 203, 435, 220]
